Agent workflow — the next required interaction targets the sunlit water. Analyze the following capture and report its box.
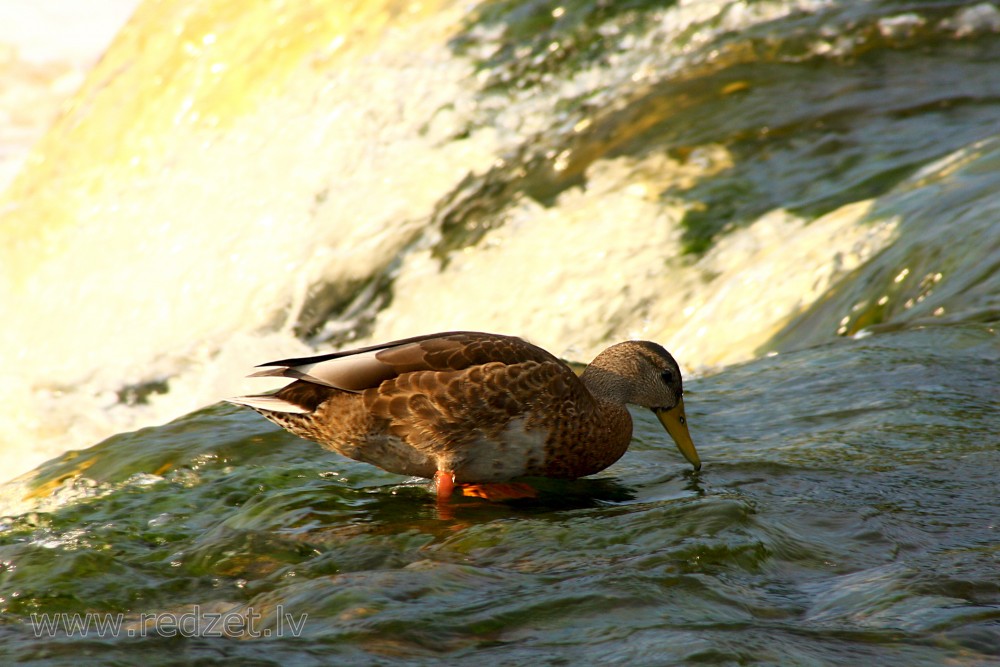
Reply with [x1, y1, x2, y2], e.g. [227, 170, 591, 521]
[0, 0, 138, 190]
[0, 0, 998, 663]
[0, 324, 996, 664]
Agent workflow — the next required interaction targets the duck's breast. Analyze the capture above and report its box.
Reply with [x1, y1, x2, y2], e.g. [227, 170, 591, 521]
[448, 417, 549, 483]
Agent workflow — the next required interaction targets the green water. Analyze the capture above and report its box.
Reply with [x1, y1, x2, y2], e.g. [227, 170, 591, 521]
[1, 324, 996, 664]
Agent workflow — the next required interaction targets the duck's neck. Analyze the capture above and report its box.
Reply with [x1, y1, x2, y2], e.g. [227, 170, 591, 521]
[580, 364, 632, 405]
[578, 365, 635, 473]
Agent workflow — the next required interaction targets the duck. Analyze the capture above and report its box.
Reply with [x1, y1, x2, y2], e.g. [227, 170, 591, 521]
[227, 331, 701, 500]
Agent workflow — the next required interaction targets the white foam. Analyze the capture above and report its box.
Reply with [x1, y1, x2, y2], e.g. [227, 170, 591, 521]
[362, 154, 896, 371]
[0, 3, 496, 482]
[0, 0, 138, 65]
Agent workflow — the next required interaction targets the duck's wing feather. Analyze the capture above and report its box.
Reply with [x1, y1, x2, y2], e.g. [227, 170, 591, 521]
[249, 331, 561, 393]
[362, 359, 593, 455]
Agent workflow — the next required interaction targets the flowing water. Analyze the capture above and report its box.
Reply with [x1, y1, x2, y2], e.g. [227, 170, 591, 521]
[0, 0, 998, 664]
[0, 324, 996, 664]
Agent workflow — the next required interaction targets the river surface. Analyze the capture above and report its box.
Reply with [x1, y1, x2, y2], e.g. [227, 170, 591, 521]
[1, 324, 997, 664]
[0, 0, 998, 664]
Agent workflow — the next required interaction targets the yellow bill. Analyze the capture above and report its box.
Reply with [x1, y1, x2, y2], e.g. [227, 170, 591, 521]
[655, 398, 701, 470]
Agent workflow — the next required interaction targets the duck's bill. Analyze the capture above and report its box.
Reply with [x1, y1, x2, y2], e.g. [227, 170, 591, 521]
[655, 399, 701, 470]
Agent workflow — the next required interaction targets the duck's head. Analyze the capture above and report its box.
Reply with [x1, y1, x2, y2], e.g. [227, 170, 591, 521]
[583, 340, 702, 470]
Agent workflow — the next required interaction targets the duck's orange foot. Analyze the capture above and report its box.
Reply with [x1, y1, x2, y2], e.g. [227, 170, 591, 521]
[459, 482, 538, 501]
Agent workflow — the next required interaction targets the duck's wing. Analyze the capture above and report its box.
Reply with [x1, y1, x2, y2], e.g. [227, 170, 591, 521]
[362, 358, 597, 471]
[248, 331, 562, 393]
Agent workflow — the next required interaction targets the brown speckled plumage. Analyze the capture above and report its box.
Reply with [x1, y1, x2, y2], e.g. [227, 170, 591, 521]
[228, 331, 700, 484]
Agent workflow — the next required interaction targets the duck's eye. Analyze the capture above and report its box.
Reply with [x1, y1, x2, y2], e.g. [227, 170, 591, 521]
[660, 369, 674, 385]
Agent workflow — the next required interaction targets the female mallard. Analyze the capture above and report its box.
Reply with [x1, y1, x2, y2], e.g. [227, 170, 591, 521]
[228, 331, 700, 499]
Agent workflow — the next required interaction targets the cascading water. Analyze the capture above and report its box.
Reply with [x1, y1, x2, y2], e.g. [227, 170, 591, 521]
[3, 0, 995, 481]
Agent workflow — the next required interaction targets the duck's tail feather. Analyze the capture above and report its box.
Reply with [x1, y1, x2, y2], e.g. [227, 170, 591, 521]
[225, 394, 310, 414]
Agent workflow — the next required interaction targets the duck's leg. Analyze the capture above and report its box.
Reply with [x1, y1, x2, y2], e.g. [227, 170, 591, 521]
[433, 470, 459, 521]
[434, 470, 456, 500]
